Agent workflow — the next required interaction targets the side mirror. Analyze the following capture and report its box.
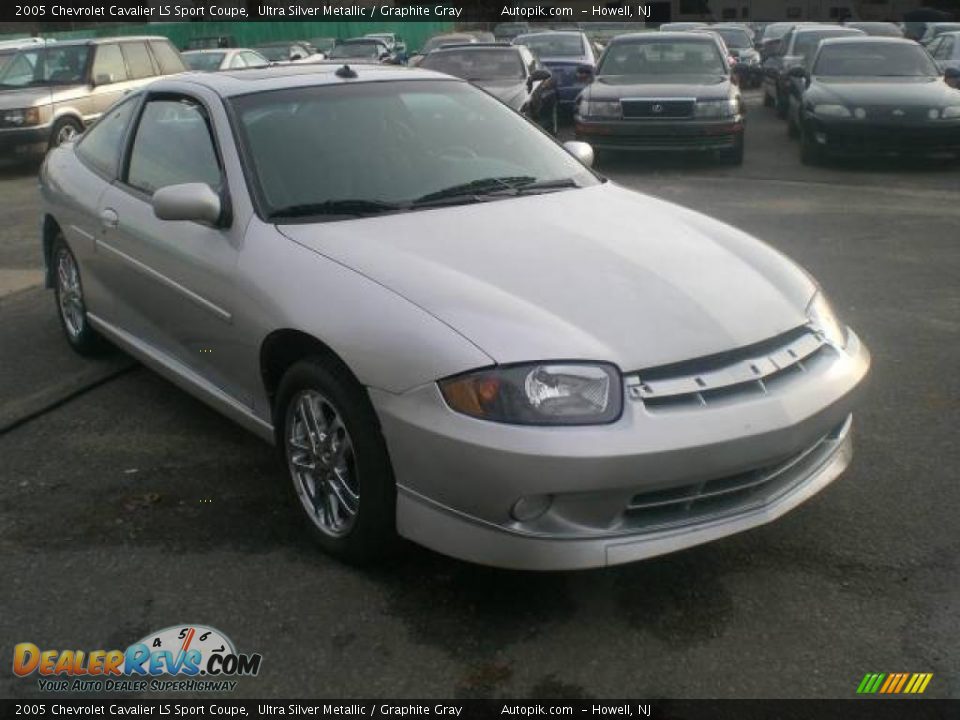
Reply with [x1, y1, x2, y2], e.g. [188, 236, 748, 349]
[152, 183, 223, 226]
[562, 140, 594, 168]
[93, 73, 113, 86]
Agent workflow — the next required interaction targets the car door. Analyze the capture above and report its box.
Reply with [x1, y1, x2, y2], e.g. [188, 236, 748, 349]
[96, 92, 248, 404]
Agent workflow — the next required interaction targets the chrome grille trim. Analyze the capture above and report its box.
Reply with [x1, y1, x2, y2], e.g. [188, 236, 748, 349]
[626, 327, 829, 406]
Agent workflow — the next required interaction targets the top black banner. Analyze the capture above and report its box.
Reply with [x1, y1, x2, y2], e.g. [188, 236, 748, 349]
[2, 0, 958, 25]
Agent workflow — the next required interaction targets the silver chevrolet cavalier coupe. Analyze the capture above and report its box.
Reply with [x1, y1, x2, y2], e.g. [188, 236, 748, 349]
[39, 64, 869, 570]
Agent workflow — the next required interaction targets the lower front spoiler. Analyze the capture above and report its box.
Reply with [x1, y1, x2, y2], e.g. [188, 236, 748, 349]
[397, 417, 853, 571]
[575, 117, 743, 152]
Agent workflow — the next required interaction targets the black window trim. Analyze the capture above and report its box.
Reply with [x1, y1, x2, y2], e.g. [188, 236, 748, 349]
[117, 89, 232, 227]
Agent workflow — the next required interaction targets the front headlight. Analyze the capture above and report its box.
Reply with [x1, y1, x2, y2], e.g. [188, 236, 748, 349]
[940, 106, 960, 119]
[2, 108, 41, 126]
[806, 291, 846, 349]
[813, 104, 852, 118]
[581, 100, 622, 119]
[439, 362, 623, 425]
[693, 98, 740, 118]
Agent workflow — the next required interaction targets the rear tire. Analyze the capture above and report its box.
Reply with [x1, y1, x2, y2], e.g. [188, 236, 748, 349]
[51, 235, 107, 356]
[275, 358, 396, 565]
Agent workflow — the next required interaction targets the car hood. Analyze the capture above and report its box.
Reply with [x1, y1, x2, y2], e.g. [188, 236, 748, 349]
[279, 184, 816, 372]
[0, 86, 52, 107]
[586, 74, 731, 101]
[472, 79, 527, 109]
[808, 76, 956, 105]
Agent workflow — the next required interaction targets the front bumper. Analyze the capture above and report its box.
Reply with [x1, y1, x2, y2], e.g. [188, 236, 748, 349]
[575, 116, 743, 152]
[804, 115, 960, 157]
[0, 124, 49, 154]
[370, 329, 870, 570]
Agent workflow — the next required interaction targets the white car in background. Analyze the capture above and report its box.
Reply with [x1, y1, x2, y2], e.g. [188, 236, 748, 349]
[182, 49, 270, 72]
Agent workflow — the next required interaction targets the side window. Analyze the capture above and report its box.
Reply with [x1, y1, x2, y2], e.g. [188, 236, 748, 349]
[126, 98, 222, 194]
[242, 52, 266, 67]
[229, 53, 247, 69]
[121, 42, 156, 79]
[76, 96, 139, 177]
[91, 44, 129, 84]
[149, 40, 187, 75]
[937, 37, 954, 60]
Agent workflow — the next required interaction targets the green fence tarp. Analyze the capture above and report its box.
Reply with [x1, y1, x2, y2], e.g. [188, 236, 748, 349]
[6, 21, 455, 53]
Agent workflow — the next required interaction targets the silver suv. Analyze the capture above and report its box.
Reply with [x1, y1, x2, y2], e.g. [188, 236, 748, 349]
[0, 36, 185, 156]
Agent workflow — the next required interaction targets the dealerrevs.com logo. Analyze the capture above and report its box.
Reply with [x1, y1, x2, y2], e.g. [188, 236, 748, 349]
[13, 624, 262, 693]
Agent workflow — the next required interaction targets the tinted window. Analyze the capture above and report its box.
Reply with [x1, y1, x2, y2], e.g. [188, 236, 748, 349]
[92, 44, 128, 84]
[127, 99, 221, 194]
[516, 33, 586, 57]
[257, 45, 292, 62]
[149, 40, 186, 75]
[0, 46, 91, 88]
[230, 80, 597, 218]
[121, 42, 155, 79]
[794, 31, 860, 60]
[599, 39, 726, 75]
[420, 49, 525, 80]
[327, 42, 383, 60]
[813, 42, 940, 76]
[711, 28, 752, 48]
[76, 96, 139, 177]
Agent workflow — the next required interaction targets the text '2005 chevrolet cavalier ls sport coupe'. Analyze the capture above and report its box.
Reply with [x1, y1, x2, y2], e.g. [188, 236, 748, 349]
[39, 63, 869, 570]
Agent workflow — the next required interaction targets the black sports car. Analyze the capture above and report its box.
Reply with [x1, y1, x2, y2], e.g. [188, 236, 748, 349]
[574, 32, 745, 164]
[788, 37, 960, 164]
[419, 43, 558, 134]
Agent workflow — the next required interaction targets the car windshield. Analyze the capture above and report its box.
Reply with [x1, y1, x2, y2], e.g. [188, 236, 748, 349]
[711, 28, 752, 48]
[813, 42, 940, 77]
[422, 35, 473, 53]
[328, 42, 381, 59]
[0, 45, 90, 88]
[183, 52, 225, 71]
[257, 46, 292, 62]
[310, 38, 336, 52]
[516, 33, 585, 57]
[794, 30, 861, 59]
[762, 23, 794, 41]
[230, 80, 597, 221]
[420, 49, 524, 81]
[598, 39, 726, 76]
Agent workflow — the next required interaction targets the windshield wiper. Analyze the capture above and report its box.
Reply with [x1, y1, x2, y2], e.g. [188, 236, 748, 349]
[413, 176, 536, 205]
[268, 199, 403, 220]
[512, 177, 581, 194]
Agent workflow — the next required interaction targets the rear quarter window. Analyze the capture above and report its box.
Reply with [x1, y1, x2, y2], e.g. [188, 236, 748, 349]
[149, 40, 187, 75]
[121, 42, 156, 79]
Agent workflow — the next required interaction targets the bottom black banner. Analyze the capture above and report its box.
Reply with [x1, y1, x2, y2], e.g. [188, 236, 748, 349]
[1, 699, 956, 720]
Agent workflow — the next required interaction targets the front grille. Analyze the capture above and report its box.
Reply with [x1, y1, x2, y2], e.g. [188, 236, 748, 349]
[621, 99, 695, 119]
[861, 106, 932, 122]
[624, 418, 847, 529]
[625, 327, 831, 411]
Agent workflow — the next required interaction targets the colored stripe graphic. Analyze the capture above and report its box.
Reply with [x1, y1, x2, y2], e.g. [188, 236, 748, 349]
[856, 672, 932, 694]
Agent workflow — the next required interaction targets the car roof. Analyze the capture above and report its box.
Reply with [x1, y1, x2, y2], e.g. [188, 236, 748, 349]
[818, 36, 917, 46]
[49, 35, 171, 48]
[174, 63, 456, 97]
[612, 31, 720, 42]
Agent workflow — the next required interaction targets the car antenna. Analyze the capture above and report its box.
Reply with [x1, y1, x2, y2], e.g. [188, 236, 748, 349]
[335, 64, 358, 79]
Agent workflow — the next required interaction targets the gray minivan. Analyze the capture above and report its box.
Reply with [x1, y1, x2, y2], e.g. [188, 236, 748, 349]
[0, 36, 185, 156]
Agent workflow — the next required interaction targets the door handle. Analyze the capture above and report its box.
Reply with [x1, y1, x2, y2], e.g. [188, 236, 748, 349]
[100, 208, 119, 229]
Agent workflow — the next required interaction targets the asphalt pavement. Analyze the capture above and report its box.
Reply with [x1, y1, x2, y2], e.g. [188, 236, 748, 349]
[1, 92, 958, 699]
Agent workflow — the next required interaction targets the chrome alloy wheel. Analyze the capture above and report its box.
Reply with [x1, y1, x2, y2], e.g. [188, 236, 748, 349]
[285, 389, 359, 537]
[56, 247, 85, 339]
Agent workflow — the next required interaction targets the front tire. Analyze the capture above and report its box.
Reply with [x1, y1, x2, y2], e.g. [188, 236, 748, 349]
[51, 235, 106, 355]
[276, 358, 396, 564]
[49, 116, 83, 150]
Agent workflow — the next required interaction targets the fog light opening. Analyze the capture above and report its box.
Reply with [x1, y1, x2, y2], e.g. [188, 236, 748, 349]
[510, 495, 553, 522]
